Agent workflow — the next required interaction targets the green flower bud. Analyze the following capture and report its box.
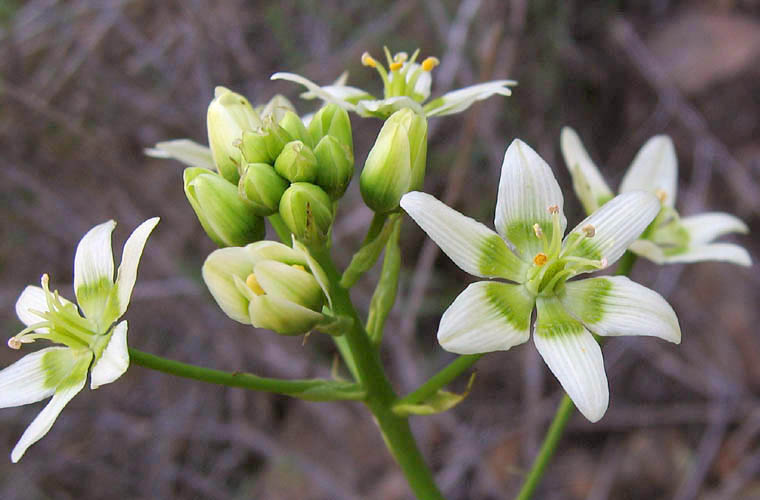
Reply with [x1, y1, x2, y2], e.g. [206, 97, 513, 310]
[278, 110, 312, 147]
[239, 119, 293, 164]
[274, 140, 319, 183]
[279, 182, 333, 246]
[390, 108, 428, 190]
[239, 163, 289, 216]
[207, 86, 261, 184]
[256, 94, 296, 123]
[202, 239, 332, 335]
[307, 104, 354, 156]
[314, 135, 354, 200]
[183, 167, 265, 247]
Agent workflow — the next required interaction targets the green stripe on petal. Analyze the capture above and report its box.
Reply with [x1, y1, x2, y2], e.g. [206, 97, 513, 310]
[423, 80, 515, 117]
[248, 294, 324, 335]
[401, 191, 527, 282]
[11, 349, 91, 462]
[560, 276, 680, 343]
[74, 221, 116, 326]
[437, 281, 534, 354]
[564, 191, 660, 272]
[0, 347, 72, 408]
[534, 296, 608, 422]
[495, 140, 566, 258]
[253, 260, 324, 312]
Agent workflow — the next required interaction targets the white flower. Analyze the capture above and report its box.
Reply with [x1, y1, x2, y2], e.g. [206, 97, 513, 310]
[561, 127, 751, 266]
[1, 218, 159, 462]
[400, 140, 681, 422]
[271, 47, 516, 119]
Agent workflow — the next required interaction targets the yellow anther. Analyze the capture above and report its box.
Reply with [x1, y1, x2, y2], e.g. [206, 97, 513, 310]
[421, 56, 440, 72]
[582, 224, 596, 238]
[7, 338, 21, 350]
[291, 264, 306, 272]
[655, 189, 667, 203]
[533, 223, 543, 238]
[361, 52, 378, 68]
[389, 61, 404, 71]
[548, 205, 560, 214]
[533, 253, 548, 266]
[245, 273, 266, 296]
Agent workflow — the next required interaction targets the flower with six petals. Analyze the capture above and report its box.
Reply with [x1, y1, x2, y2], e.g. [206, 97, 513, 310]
[400, 140, 681, 422]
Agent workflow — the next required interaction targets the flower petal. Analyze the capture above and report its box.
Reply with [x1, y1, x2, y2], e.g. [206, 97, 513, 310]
[560, 127, 614, 214]
[533, 297, 608, 422]
[248, 294, 324, 335]
[564, 191, 660, 272]
[74, 221, 116, 326]
[90, 321, 129, 390]
[270, 72, 358, 112]
[495, 139, 566, 259]
[292, 238, 332, 308]
[0, 347, 76, 409]
[15, 286, 73, 332]
[355, 97, 424, 118]
[437, 282, 534, 354]
[619, 135, 678, 207]
[144, 139, 214, 169]
[561, 276, 680, 343]
[301, 84, 373, 105]
[628, 239, 666, 263]
[662, 243, 752, 266]
[202, 247, 255, 324]
[681, 212, 748, 245]
[423, 80, 516, 117]
[400, 191, 528, 282]
[10, 349, 91, 462]
[111, 217, 160, 320]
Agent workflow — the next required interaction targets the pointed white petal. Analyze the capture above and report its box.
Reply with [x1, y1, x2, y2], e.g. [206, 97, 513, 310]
[560, 127, 614, 214]
[561, 276, 680, 343]
[495, 140, 566, 258]
[438, 282, 534, 354]
[10, 350, 91, 462]
[301, 84, 372, 104]
[534, 297, 608, 422]
[74, 220, 116, 324]
[681, 212, 748, 245]
[271, 72, 358, 111]
[144, 139, 214, 169]
[620, 136, 678, 206]
[355, 97, 424, 118]
[423, 80, 516, 117]
[90, 321, 129, 390]
[202, 247, 255, 324]
[112, 218, 160, 319]
[0, 347, 76, 408]
[15, 286, 65, 332]
[663, 243, 752, 266]
[564, 192, 660, 271]
[401, 192, 528, 282]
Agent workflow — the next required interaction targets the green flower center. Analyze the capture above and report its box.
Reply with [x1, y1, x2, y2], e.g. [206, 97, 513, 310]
[645, 205, 691, 256]
[361, 47, 439, 102]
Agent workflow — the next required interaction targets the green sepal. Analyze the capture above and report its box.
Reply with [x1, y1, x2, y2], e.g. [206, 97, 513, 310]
[278, 110, 312, 147]
[239, 162, 289, 216]
[392, 372, 476, 416]
[314, 135, 354, 200]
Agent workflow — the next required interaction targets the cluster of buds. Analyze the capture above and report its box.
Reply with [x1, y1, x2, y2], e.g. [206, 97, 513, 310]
[186, 87, 355, 247]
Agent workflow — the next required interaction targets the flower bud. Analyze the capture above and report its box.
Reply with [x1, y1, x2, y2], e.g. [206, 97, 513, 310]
[239, 118, 293, 164]
[314, 135, 354, 200]
[278, 110, 312, 147]
[183, 167, 264, 247]
[202, 239, 331, 335]
[279, 182, 333, 246]
[239, 163, 289, 216]
[307, 104, 354, 157]
[360, 125, 410, 213]
[389, 108, 428, 190]
[274, 140, 319, 183]
[207, 86, 261, 184]
[256, 94, 296, 123]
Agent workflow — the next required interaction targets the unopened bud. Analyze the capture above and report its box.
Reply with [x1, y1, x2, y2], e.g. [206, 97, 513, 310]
[240, 120, 293, 164]
[274, 141, 319, 183]
[257, 94, 296, 123]
[207, 86, 261, 183]
[278, 110, 312, 147]
[307, 104, 353, 156]
[314, 135, 354, 200]
[279, 183, 334, 246]
[239, 163, 289, 216]
[183, 167, 265, 247]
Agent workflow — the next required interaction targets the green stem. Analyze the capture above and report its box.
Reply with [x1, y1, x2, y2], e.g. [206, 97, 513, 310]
[128, 348, 365, 401]
[267, 213, 292, 244]
[514, 395, 575, 500]
[310, 246, 446, 500]
[514, 249, 639, 499]
[397, 354, 482, 406]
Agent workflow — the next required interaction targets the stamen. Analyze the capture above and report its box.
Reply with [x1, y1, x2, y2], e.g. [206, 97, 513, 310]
[7, 338, 21, 350]
[361, 52, 378, 68]
[533, 253, 548, 266]
[421, 56, 440, 72]
[582, 224, 595, 238]
[655, 189, 667, 203]
[292, 264, 306, 272]
[245, 273, 266, 296]
[389, 61, 403, 71]
[548, 205, 559, 214]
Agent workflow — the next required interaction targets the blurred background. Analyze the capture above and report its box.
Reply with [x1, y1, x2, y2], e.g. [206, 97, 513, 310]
[1, 0, 759, 498]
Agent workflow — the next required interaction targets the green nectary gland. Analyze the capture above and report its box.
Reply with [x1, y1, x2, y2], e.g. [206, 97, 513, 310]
[478, 234, 517, 277]
[505, 221, 553, 256]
